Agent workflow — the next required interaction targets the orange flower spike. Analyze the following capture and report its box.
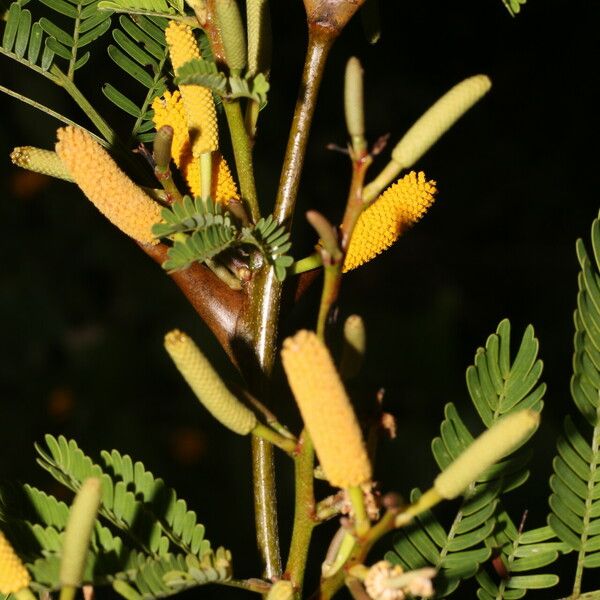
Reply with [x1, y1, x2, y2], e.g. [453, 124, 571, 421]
[344, 171, 437, 272]
[55, 126, 161, 245]
[165, 21, 218, 157]
[0, 531, 30, 595]
[152, 92, 239, 202]
[281, 330, 372, 489]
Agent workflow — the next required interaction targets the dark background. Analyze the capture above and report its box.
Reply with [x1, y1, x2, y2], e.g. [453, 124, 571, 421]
[1, 0, 599, 597]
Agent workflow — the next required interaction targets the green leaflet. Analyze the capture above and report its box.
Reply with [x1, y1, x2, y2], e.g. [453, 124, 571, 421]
[547, 212, 600, 592]
[475, 513, 564, 599]
[103, 13, 169, 141]
[1, 2, 55, 71]
[502, 0, 527, 17]
[98, 0, 184, 17]
[152, 197, 294, 281]
[387, 321, 546, 596]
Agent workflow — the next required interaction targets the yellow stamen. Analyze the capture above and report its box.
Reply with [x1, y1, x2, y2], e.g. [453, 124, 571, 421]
[165, 21, 218, 156]
[281, 330, 372, 489]
[344, 171, 436, 272]
[55, 126, 161, 245]
[0, 531, 30, 594]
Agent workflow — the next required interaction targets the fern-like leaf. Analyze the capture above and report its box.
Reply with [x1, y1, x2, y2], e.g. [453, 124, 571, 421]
[34, 434, 217, 560]
[1, 1, 55, 72]
[476, 512, 563, 599]
[37, 0, 113, 79]
[98, 0, 184, 18]
[547, 214, 600, 591]
[242, 215, 293, 282]
[152, 196, 230, 238]
[103, 13, 168, 141]
[387, 321, 545, 596]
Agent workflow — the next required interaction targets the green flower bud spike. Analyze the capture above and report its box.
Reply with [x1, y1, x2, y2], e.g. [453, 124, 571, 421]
[11, 146, 73, 182]
[344, 57, 366, 155]
[59, 477, 102, 600]
[364, 74, 492, 202]
[246, 0, 271, 76]
[215, 0, 247, 74]
[165, 329, 257, 434]
[395, 410, 539, 527]
[339, 314, 366, 379]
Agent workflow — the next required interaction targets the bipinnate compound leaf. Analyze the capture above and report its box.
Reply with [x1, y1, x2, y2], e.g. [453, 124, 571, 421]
[103, 13, 169, 141]
[387, 321, 545, 596]
[548, 212, 600, 588]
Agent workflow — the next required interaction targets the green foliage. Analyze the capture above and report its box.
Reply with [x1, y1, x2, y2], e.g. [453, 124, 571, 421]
[36, 0, 113, 76]
[476, 513, 564, 599]
[1, 1, 56, 71]
[176, 59, 270, 108]
[0, 435, 232, 598]
[152, 197, 293, 280]
[547, 214, 600, 581]
[502, 0, 527, 17]
[103, 13, 169, 142]
[98, 0, 185, 17]
[386, 320, 546, 596]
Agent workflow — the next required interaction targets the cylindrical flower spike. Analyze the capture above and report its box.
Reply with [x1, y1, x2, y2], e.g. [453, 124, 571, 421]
[55, 126, 161, 245]
[152, 92, 239, 202]
[343, 171, 437, 272]
[11, 146, 73, 181]
[281, 330, 372, 488]
[246, 0, 271, 76]
[165, 21, 218, 156]
[215, 0, 247, 73]
[434, 409, 540, 499]
[344, 57, 366, 154]
[391, 75, 491, 169]
[363, 75, 490, 202]
[164, 329, 257, 435]
[0, 531, 31, 594]
[59, 477, 102, 587]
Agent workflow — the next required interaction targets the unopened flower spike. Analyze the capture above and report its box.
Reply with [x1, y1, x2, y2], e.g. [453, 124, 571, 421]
[11, 146, 73, 181]
[339, 314, 366, 379]
[165, 329, 257, 435]
[215, 0, 247, 74]
[0, 531, 34, 600]
[345, 57, 366, 155]
[396, 410, 540, 526]
[152, 91, 239, 202]
[55, 126, 162, 245]
[343, 171, 437, 273]
[281, 330, 372, 489]
[60, 477, 103, 592]
[364, 75, 491, 202]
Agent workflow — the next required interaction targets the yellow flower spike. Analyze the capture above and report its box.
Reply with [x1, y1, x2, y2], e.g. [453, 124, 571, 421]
[165, 21, 218, 156]
[0, 531, 31, 595]
[55, 126, 161, 245]
[281, 330, 372, 489]
[152, 92, 239, 202]
[164, 329, 257, 435]
[343, 171, 437, 273]
[10, 146, 73, 181]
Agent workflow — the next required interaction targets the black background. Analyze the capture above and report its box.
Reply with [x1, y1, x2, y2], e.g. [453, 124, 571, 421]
[1, 0, 599, 597]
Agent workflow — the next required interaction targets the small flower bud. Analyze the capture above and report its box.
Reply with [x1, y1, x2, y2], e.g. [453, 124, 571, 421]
[344, 57, 366, 153]
[266, 580, 294, 600]
[339, 314, 366, 379]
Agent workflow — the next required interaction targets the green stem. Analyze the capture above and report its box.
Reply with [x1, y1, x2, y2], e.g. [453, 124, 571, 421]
[223, 99, 261, 222]
[253, 423, 297, 455]
[52, 66, 117, 146]
[0, 84, 107, 147]
[221, 578, 273, 594]
[348, 485, 369, 537]
[316, 261, 341, 339]
[285, 432, 316, 598]
[273, 28, 335, 226]
[59, 586, 76, 600]
[291, 252, 323, 275]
